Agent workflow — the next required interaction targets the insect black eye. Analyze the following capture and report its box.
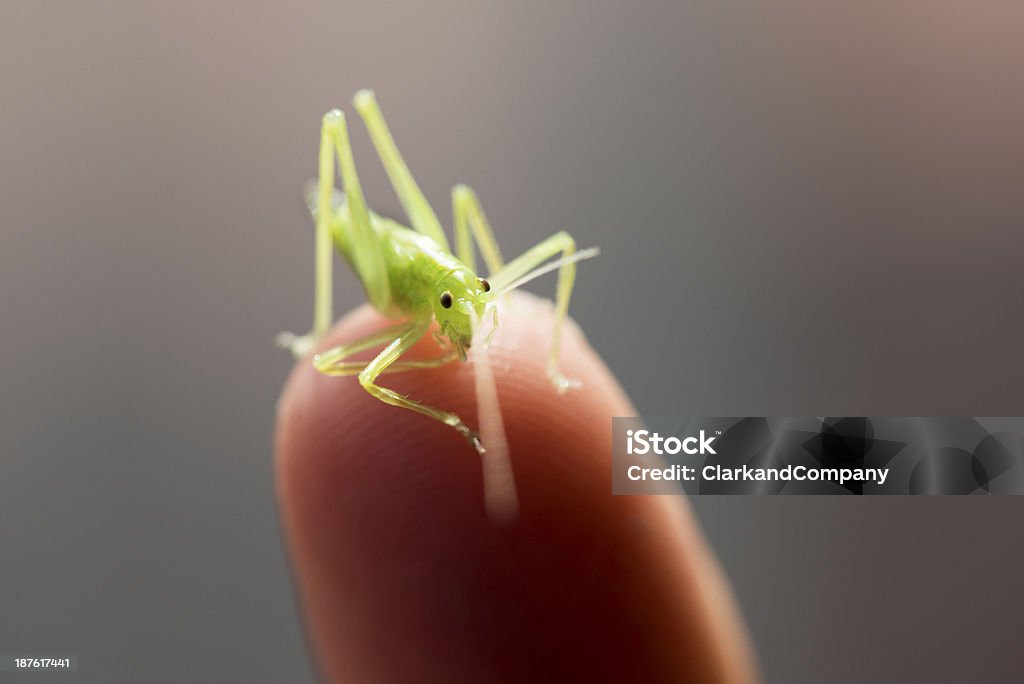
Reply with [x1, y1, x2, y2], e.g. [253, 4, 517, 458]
[478, 278, 491, 293]
[439, 291, 453, 309]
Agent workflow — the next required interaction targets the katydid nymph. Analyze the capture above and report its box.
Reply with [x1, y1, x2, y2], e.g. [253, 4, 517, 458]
[278, 90, 599, 524]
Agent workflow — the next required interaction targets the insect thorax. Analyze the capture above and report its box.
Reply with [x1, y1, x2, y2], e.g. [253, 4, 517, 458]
[371, 223, 476, 318]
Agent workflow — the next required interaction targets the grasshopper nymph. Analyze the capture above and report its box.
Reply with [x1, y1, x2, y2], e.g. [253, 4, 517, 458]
[279, 90, 598, 523]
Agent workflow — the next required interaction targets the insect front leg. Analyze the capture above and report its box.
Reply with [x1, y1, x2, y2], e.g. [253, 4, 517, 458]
[313, 322, 460, 376]
[489, 231, 579, 392]
[359, 323, 481, 447]
[452, 184, 504, 276]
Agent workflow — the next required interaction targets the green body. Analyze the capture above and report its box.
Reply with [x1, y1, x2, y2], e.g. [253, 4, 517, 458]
[334, 212, 485, 347]
[279, 89, 588, 523]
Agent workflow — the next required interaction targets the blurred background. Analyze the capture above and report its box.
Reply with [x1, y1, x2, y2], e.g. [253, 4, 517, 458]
[2, 1, 1023, 682]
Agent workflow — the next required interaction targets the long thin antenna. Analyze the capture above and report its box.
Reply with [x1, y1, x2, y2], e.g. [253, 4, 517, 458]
[491, 247, 601, 297]
[470, 313, 518, 525]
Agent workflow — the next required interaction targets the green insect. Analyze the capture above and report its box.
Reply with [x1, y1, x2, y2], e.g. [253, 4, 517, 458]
[279, 90, 598, 522]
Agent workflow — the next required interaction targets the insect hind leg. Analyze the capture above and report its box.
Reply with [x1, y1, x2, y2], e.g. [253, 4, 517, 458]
[278, 107, 396, 357]
[276, 112, 349, 358]
[353, 90, 451, 252]
[329, 109, 392, 313]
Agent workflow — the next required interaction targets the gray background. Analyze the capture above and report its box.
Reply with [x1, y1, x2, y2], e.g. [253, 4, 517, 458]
[2, 2, 1023, 682]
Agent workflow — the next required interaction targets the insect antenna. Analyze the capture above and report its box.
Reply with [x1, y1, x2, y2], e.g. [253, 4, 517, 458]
[469, 311, 518, 525]
[489, 247, 601, 298]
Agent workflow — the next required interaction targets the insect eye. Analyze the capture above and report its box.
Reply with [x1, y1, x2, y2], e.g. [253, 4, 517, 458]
[478, 278, 491, 293]
[439, 291, 453, 309]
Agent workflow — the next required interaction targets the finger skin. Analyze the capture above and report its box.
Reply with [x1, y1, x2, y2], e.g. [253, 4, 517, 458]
[276, 292, 758, 683]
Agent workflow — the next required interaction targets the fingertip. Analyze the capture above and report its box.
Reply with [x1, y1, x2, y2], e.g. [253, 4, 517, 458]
[275, 292, 756, 683]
